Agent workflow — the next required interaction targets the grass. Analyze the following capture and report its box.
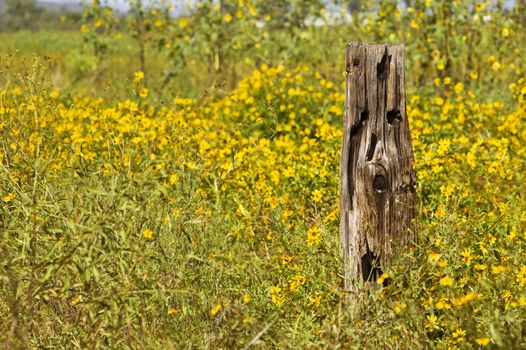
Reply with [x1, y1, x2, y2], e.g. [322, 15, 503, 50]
[1, 58, 525, 348]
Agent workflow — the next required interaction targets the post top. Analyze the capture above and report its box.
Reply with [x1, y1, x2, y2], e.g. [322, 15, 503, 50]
[346, 42, 405, 49]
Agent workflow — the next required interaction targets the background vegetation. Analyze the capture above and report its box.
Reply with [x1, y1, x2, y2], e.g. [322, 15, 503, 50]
[1, 0, 525, 348]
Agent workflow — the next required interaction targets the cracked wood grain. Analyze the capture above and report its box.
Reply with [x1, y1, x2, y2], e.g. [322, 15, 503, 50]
[340, 43, 416, 294]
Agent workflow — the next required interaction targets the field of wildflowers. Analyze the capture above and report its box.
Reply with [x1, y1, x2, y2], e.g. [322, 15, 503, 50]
[1, 0, 526, 349]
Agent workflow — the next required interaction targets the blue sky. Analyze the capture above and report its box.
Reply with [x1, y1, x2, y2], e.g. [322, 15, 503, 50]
[38, 0, 517, 11]
[39, 0, 130, 9]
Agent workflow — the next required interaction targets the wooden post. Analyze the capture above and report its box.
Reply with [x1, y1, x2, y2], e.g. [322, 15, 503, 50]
[340, 43, 416, 295]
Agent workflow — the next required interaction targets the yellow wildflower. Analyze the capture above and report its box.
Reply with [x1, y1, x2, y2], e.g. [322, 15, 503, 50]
[309, 293, 322, 307]
[139, 88, 149, 98]
[428, 252, 441, 265]
[425, 314, 439, 330]
[437, 259, 448, 267]
[377, 273, 389, 285]
[436, 298, 451, 309]
[461, 248, 474, 265]
[454, 82, 464, 94]
[491, 265, 506, 275]
[516, 265, 526, 286]
[452, 328, 466, 339]
[243, 293, 251, 304]
[475, 337, 490, 346]
[210, 304, 222, 316]
[306, 226, 322, 246]
[3, 193, 16, 203]
[178, 18, 188, 29]
[49, 90, 60, 99]
[143, 228, 154, 240]
[439, 276, 454, 287]
[312, 189, 323, 203]
[134, 71, 144, 83]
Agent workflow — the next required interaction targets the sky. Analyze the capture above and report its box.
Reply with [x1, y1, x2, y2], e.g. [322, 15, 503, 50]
[37, 0, 518, 12]
[37, 0, 191, 14]
[38, 0, 131, 10]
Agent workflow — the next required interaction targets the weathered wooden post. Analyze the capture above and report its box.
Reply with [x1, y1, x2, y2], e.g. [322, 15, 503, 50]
[340, 43, 416, 295]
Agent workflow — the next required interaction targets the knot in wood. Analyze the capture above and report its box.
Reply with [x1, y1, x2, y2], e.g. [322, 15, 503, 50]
[366, 163, 388, 194]
[373, 174, 387, 191]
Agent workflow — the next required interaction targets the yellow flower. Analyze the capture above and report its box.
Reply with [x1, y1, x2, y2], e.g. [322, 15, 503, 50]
[433, 97, 444, 106]
[491, 265, 506, 275]
[470, 70, 479, 80]
[492, 61, 501, 71]
[428, 252, 441, 265]
[425, 314, 439, 330]
[210, 304, 222, 316]
[452, 328, 466, 339]
[283, 166, 295, 178]
[49, 90, 60, 99]
[178, 18, 188, 29]
[439, 276, 454, 287]
[70, 295, 82, 305]
[475, 337, 490, 346]
[312, 189, 323, 203]
[289, 275, 307, 292]
[306, 226, 322, 246]
[461, 248, 474, 265]
[517, 265, 526, 286]
[393, 302, 406, 314]
[377, 273, 389, 285]
[142, 228, 154, 240]
[134, 71, 144, 83]
[243, 293, 251, 304]
[167, 307, 178, 316]
[309, 293, 322, 307]
[474, 264, 487, 271]
[270, 286, 285, 306]
[454, 82, 464, 94]
[436, 298, 450, 309]
[3, 193, 16, 203]
[453, 293, 479, 307]
[437, 259, 448, 267]
[224, 13, 232, 22]
[139, 88, 149, 98]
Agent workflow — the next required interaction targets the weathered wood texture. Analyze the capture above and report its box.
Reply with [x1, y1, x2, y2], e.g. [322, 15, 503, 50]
[340, 43, 416, 294]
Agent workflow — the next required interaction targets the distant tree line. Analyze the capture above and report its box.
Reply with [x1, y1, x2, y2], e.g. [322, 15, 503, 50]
[0, 0, 82, 31]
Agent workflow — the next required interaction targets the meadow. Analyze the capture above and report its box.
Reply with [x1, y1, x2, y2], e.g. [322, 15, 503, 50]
[1, 0, 526, 349]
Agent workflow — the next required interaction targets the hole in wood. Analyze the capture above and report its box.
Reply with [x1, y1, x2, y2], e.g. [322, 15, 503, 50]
[361, 250, 384, 285]
[350, 110, 368, 138]
[373, 174, 387, 191]
[376, 52, 391, 81]
[366, 133, 377, 161]
[353, 57, 360, 66]
[387, 109, 402, 124]
[360, 109, 369, 122]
